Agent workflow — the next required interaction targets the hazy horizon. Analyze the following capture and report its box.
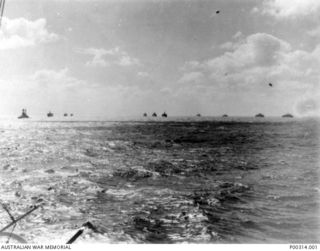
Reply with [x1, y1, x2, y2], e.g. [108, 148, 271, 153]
[0, 113, 318, 122]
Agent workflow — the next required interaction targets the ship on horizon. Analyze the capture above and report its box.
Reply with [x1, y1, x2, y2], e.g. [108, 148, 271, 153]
[18, 109, 29, 119]
[282, 113, 293, 118]
[255, 113, 265, 118]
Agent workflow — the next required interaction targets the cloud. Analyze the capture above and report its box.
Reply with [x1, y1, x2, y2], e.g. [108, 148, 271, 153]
[118, 55, 139, 66]
[178, 71, 204, 84]
[251, 7, 259, 14]
[179, 33, 320, 116]
[78, 47, 140, 67]
[0, 17, 59, 50]
[208, 33, 291, 74]
[307, 26, 320, 38]
[233, 31, 243, 39]
[220, 31, 243, 51]
[137, 71, 150, 78]
[220, 41, 234, 50]
[30, 68, 86, 89]
[259, 0, 320, 18]
[80, 48, 110, 67]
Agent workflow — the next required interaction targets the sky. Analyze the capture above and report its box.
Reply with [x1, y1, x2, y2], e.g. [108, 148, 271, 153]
[0, 0, 319, 118]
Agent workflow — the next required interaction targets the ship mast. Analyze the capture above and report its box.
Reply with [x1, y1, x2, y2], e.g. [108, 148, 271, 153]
[0, 0, 5, 29]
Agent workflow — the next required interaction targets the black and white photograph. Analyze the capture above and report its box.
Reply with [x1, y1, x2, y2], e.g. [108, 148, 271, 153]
[0, 0, 319, 247]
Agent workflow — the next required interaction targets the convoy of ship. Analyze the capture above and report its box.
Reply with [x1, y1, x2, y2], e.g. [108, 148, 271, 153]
[17, 109, 295, 119]
[141, 112, 294, 118]
[17, 109, 75, 119]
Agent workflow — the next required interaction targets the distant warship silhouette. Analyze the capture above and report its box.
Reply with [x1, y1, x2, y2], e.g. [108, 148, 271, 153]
[222, 114, 228, 118]
[143, 113, 147, 117]
[47, 111, 54, 117]
[152, 112, 157, 117]
[282, 113, 293, 118]
[161, 112, 167, 118]
[70, 113, 74, 117]
[18, 109, 29, 119]
[255, 113, 265, 118]
[64, 113, 68, 117]
[196, 113, 201, 117]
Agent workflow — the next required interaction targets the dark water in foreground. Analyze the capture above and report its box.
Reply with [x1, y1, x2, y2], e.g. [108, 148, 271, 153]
[0, 117, 319, 243]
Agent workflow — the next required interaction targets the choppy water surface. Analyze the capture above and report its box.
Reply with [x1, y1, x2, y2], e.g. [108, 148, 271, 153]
[0, 117, 319, 243]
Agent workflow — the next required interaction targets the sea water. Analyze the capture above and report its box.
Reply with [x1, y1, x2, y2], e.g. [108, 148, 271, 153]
[0, 117, 319, 243]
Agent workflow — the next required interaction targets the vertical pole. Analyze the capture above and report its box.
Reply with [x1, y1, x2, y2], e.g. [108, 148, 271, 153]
[0, 0, 5, 29]
[0, 0, 3, 27]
